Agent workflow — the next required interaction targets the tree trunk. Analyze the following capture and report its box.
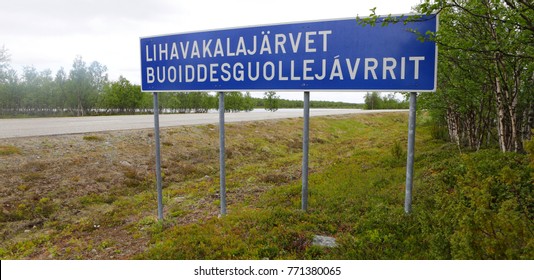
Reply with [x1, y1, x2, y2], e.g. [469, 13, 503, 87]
[484, 2, 524, 153]
[522, 101, 534, 141]
[446, 107, 461, 149]
[77, 94, 84, 117]
[494, 75, 508, 152]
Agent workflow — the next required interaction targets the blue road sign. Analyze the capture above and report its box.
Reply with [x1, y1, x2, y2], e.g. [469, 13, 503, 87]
[140, 14, 437, 92]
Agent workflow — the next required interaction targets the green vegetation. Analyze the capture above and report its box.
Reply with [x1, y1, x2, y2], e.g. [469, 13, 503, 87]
[416, 149, 533, 259]
[414, 1, 533, 153]
[218, 92, 255, 112]
[0, 51, 359, 117]
[1, 0, 533, 258]
[263, 91, 280, 112]
[0, 113, 531, 259]
[0, 145, 21, 156]
[257, 98, 363, 110]
[82, 135, 104, 142]
[364, 92, 409, 110]
[135, 113, 532, 260]
[359, 1, 533, 152]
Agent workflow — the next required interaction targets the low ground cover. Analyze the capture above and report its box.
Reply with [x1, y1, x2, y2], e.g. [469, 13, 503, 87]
[1, 112, 531, 259]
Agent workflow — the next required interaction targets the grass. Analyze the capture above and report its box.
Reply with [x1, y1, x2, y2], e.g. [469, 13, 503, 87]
[0, 145, 21, 156]
[0, 113, 425, 259]
[137, 114, 532, 260]
[136, 113, 437, 259]
[82, 135, 104, 141]
[1, 112, 531, 259]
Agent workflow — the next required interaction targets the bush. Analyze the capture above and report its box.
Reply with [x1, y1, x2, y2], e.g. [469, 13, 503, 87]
[417, 150, 533, 259]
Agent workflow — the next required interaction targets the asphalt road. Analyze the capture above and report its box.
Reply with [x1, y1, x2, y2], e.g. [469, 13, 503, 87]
[0, 109, 407, 139]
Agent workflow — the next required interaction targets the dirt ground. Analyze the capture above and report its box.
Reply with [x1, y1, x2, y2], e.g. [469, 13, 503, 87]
[0, 117, 310, 259]
[1, 128, 154, 258]
[0, 123, 230, 259]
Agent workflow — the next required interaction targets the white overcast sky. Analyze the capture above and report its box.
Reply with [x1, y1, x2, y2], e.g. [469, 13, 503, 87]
[1, 0, 421, 103]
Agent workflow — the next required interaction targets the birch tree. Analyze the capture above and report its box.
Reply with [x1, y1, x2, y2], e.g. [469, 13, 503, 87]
[417, 0, 534, 152]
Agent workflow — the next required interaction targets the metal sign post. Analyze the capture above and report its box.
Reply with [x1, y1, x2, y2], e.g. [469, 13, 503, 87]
[153, 92, 164, 221]
[302, 91, 310, 211]
[140, 14, 437, 216]
[218, 92, 227, 216]
[404, 92, 417, 214]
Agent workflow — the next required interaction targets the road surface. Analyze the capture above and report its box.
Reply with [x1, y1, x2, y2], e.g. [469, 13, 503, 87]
[0, 109, 406, 139]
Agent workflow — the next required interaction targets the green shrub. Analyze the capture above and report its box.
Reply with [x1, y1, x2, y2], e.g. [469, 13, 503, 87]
[526, 133, 534, 172]
[417, 150, 533, 259]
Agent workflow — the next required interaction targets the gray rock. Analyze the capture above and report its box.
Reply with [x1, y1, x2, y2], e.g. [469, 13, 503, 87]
[312, 235, 337, 248]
